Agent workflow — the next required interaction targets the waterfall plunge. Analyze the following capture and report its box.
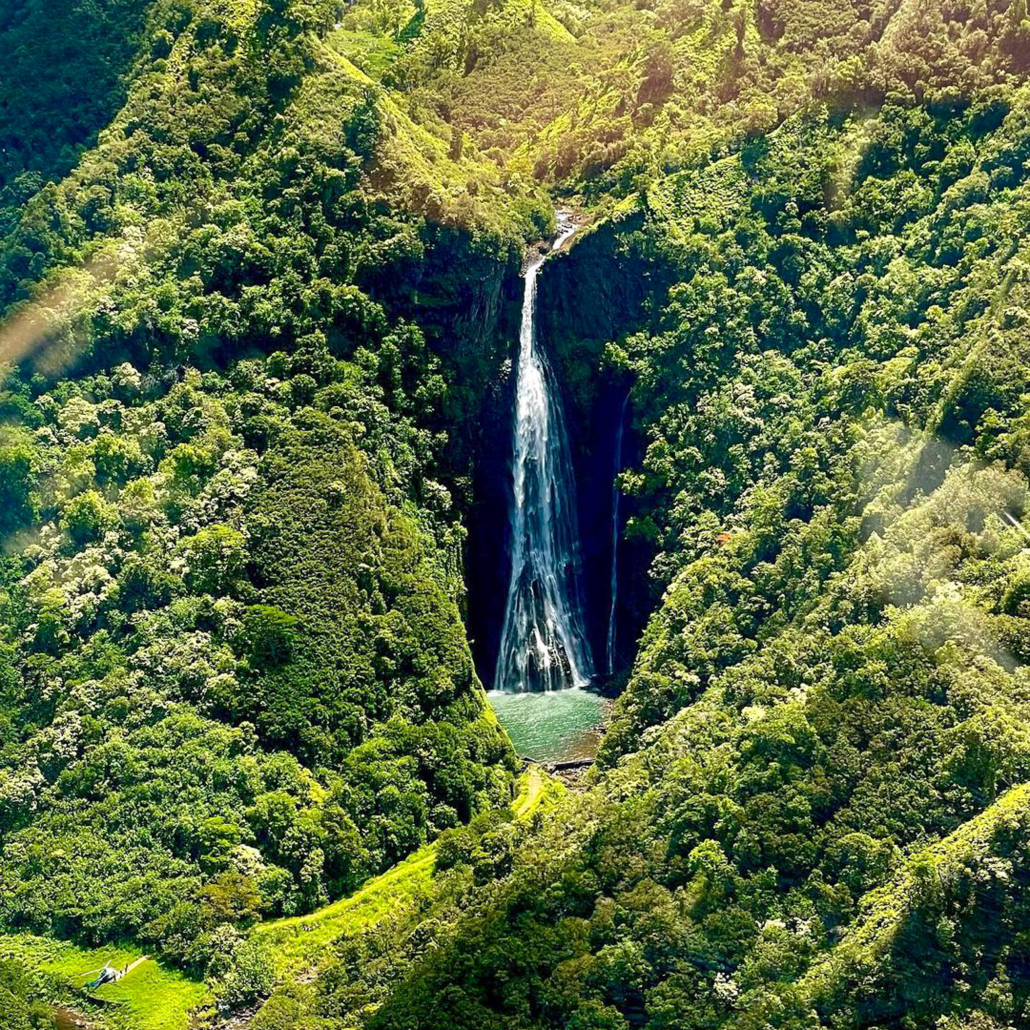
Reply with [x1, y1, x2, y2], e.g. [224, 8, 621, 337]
[493, 221, 594, 693]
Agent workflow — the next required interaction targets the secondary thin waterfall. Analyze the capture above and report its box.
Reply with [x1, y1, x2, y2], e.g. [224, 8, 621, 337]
[494, 221, 594, 693]
[606, 392, 630, 676]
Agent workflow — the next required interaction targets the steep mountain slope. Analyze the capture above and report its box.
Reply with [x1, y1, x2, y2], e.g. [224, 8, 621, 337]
[0, 0, 152, 218]
[330, 0, 1030, 189]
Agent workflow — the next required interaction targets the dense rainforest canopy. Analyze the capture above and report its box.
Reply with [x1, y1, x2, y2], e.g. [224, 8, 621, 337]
[0, 0, 1029, 1028]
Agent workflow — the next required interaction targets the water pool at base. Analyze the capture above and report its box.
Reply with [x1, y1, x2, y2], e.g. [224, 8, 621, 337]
[488, 687, 605, 763]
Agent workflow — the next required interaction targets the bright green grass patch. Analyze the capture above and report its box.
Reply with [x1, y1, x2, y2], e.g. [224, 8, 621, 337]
[254, 847, 439, 978]
[254, 769, 556, 978]
[0, 934, 211, 1030]
[89, 959, 210, 1030]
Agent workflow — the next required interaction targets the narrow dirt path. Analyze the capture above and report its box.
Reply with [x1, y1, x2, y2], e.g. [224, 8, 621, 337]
[120, 955, 149, 978]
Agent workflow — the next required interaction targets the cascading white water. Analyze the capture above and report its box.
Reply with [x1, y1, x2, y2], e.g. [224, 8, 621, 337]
[493, 219, 594, 693]
[606, 392, 630, 676]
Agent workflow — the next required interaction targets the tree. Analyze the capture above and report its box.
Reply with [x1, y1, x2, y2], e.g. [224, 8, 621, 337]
[61, 489, 113, 546]
[0, 439, 37, 539]
[179, 526, 247, 596]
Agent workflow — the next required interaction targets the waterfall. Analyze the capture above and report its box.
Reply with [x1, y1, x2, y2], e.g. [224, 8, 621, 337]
[606, 392, 630, 676]
[493, 219, 594, 693]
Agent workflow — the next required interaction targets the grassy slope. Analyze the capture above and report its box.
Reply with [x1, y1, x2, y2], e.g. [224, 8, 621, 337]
[254, 767, 556, 979]
[0, 936, 208, 1030]
[313, 33, 536, 235]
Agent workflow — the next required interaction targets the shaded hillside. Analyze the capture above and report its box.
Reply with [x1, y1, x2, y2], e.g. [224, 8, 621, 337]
[0, 0, 152, 216]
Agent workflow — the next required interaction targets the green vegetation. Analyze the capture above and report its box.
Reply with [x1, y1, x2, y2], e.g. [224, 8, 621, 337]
[0, 935, 208, 1030]
[2, 0, 1030, 1028]
[0, 770, 555, 1028]
[314, 71, 1030, 1030]
[0, 0, 151, 221]
[0, 338, 516, 952]
[0, 954, 52, 1030]
[0, 0, 529, 1017]
[328, 0, 1030, 193]
[253, 767, 555, 978]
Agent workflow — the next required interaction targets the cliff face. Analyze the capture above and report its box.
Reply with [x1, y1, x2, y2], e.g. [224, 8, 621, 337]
[345, 223, 528, 683]
[360, 224, 525, 487]
[534, 210, 653, 390]
[535, 213, 663, 675]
